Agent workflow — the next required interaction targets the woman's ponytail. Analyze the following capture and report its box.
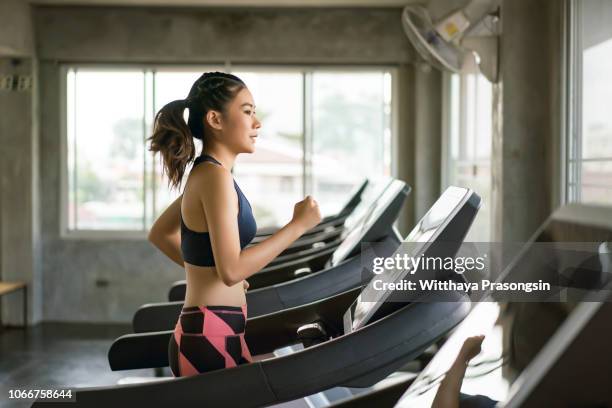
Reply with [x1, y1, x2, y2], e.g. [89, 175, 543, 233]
[147, 99, 195, 190]
[148, 71, 246, 190]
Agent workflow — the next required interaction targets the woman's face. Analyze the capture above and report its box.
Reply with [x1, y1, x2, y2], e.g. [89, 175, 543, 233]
[217, 87, 261, 154]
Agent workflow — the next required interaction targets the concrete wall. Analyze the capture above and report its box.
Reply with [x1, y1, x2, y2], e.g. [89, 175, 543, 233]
[35, 7, 414, 64]
[0, 1, 41, 326]
[394, 65, 416, 235]
[0, 57, 42, 326]
[33, 6, 418, 322]
[413, 66, 442, 222]
[0, 0, 35, 57]
[492, 0, 564, 243]
[394, 64, 443, 236]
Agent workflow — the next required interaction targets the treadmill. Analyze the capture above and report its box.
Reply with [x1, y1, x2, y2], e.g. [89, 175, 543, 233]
[167, 177, 396, 299]
[34, 187, 481, 407]
[132, 179, 410, 333]
[252, 179, 368, 239]
[244, 178, 393, 270]
[392, 204, 612, 408]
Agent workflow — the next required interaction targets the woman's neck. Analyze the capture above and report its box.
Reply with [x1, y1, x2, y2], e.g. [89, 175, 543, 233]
[201, 145, 236, 171]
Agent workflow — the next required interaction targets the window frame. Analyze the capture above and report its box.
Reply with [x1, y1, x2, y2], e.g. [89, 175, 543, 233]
[566, 0, 582, 204]
[441, 70, 493, 242]
[565, 0, 612, 206]
[59, 63, 398, 239]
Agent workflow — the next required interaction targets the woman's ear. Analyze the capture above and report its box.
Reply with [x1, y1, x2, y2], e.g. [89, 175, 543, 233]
[205, 110, 223, 131]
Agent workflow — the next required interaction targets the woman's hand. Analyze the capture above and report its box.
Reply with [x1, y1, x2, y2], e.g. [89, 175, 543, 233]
[291, 196, 322, 232]
[148, 194, 184, 267]
[458, 335, 485, 362]
[432, 335, 486, 408]
[243, 280, 249, 293]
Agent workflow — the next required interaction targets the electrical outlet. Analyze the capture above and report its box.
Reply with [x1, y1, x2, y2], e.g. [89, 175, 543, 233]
[17, 75, 32, 91]
[0, 75, 15, 91]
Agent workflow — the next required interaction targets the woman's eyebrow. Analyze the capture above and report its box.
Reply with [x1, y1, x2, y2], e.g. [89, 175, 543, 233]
[241, 103, 256, 109]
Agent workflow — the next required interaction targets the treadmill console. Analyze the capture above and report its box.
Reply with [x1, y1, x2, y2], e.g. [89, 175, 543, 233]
[341, 177, 393, 233]
[343, 186, 481, 333]
[330, 179, 408, 267]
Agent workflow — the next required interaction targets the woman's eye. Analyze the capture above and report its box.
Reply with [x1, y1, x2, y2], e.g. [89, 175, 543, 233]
[244, 110, 252, 115]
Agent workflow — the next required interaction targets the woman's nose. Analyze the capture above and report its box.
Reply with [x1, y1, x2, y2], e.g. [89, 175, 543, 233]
[254, 117, 261, 129]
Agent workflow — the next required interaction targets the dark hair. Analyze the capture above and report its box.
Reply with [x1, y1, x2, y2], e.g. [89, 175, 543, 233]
[148, 72, 246, 189]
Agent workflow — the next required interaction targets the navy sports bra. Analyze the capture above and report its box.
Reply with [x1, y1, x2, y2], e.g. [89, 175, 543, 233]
[181, 155, 257, 267]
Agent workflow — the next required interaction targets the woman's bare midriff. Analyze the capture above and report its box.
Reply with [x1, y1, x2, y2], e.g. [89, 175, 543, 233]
[183, 263, 246, 308]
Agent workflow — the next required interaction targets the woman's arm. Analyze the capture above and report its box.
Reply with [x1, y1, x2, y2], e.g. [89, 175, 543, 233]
[148, 194, 184, 268]
[202, 165, 321, 286]
[432, 335, 485, 408]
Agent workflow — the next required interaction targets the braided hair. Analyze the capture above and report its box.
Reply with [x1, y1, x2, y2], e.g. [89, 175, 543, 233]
[148, 72, 246, 189]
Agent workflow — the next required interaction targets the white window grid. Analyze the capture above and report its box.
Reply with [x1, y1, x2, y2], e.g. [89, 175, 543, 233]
[59, 64, 397, 239]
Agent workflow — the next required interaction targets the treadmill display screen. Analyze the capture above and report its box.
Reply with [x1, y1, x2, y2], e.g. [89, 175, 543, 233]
[342, 178, 393, 233]
[330, 180, 405, 267]
[346, 186, 473, 332]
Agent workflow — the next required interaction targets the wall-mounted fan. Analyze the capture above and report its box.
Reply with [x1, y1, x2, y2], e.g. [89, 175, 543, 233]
[401, 0, 500, 82]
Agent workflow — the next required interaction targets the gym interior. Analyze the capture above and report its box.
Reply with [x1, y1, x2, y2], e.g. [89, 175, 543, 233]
[1, 0, 611, 407]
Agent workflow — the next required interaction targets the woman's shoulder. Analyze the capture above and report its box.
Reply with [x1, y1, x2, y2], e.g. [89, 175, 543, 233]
[189, 161, 235, 198]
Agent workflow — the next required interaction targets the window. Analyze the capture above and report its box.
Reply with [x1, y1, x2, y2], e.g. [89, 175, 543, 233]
[567, 0, 612, 205]
[64, 68, 216, 235]
[311, 72, 393, 216]
[443, 72, 493, 242]
[63, 66, 393, 235]
[231, 71, 304, 227]
[66, 69, 147, 231]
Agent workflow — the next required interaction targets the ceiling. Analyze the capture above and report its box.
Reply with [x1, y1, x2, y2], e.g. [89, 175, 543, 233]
[30, 0, 425, 7]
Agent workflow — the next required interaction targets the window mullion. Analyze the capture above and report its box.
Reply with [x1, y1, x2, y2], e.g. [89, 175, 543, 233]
[73, 68, 79, 230]
[142, 70, 147, 231]
[568, 0, 583, 203]
[303, 71, 313, 196]
[151, 71, 157, 223]
[459, 75, 468, 161]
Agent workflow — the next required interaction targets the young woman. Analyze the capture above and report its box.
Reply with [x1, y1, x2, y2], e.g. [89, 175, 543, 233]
[147, 72, 321, 377]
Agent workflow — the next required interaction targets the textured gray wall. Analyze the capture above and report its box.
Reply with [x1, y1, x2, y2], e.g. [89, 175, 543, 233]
[34, 6, 416, 322]
[493, 0, 564, 242]
[35, 7, 414, 64]
[413, 66, 442, 222]
[393, 64, 443, 236]
[0, 57, 42, 326]
[0, 0, 34, 57]
[394, 65, 416, 235]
